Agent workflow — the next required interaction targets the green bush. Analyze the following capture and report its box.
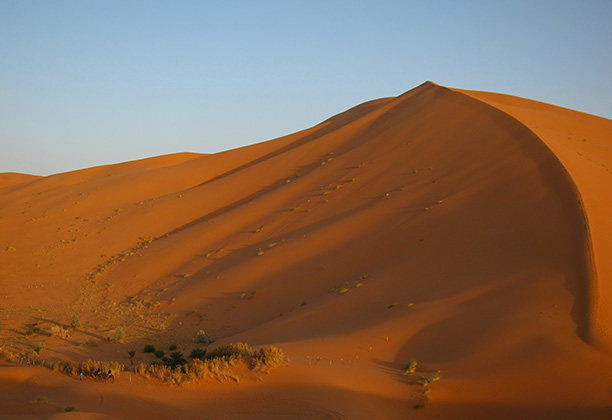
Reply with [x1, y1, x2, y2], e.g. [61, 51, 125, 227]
[403, 359, 418, 375]
[190, 348, 207, 360]
[69, 315, 80, 329]
[206, 342, 252, 360]
[162, 351, 186, 368]
[196, 330, 214, 344]
[143, 344, 156, 353]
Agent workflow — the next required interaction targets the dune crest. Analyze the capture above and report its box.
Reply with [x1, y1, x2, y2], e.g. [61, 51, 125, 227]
[1, 82, 611, 419]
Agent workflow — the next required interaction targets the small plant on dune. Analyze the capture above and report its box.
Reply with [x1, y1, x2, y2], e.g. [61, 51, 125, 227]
[207, 342, 253, 362]
[33, 342, 46, 355]
[69, 315, 80, 329]
[163, 351, 187, 368]
[168, 343, 178, 351]
[190, 348, 207, 360]
[127, 350, 136, 366]
[428, 371, 441, 383]
[414, 371, 441, 386]
[144, 343, 156, 353]
[196, 330, 214, 345]
[154, 350, 165, 359]
[50, 324, 69, 338]
[403, 359, 418, 375]
[114, 326, 126, 342]
[252, 346, 286, 370]
[30, 396, 52, 404]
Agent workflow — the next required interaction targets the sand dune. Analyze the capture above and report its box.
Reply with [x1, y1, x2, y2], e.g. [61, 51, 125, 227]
[1, 82, 611, 419]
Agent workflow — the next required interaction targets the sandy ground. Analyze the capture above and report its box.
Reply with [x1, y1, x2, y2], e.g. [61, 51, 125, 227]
[1, 82, 611, 419]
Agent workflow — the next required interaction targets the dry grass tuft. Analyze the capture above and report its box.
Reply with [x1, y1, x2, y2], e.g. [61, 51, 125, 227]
[252, 346, 286, 369]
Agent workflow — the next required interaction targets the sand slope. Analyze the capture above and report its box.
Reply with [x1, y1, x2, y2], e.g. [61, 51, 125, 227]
[1, 82, 611, 419]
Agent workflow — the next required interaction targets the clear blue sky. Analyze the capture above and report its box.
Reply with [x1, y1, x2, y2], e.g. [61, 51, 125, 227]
[2, 1, 611, 176]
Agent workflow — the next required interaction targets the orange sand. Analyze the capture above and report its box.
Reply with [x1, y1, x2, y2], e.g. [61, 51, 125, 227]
[1, 82, 611, 419]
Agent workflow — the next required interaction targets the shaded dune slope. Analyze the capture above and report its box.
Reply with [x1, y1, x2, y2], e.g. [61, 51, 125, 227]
[1, 82, 611, 419]
[457, 88, 612, 352]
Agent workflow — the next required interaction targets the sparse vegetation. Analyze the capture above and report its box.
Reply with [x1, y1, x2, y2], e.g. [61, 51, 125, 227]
[50, 324, 69, 338]
[196, 330, 214, 344]
[403, 359, 418, 375]
[144, 343, 156, 353]
[33, 342, 46, 355]
[252, 346, 286, 369]
[190, 348, 207, 360]
[135, 342, 282, 385]
[163, 351, 186, 368]
[69, 315, 80, 329]
[154, 350, 165, 359]
[30, 396, 52, 404]
[114, 325, 126, 342]
[207, 342, 253, 360]
[414, 371, 441, 386]
[127, 350, 136, 366]
[50, 359, 125, 378]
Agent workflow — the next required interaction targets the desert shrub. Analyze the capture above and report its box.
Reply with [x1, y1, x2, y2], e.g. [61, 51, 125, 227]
[206, 342, 252, 360]
[414, 371, 441, 386]
[30, 396, 52, 404]
[0, 348, 20, 363]
[190, 348, 207, 360]
[127, 350, 136, 366]
[163, 351, 186, 368]
[154, 350, 165, 358]
[143, 343, 156, 353]
[189, 358, 208, 379]
[168, 343, 177, 351]
[69, 315, 80, 329]
[131, 342, 285, 385]
[135, 363, 149, 378]
[428, 371, 441, 383]
[403, 359, 418, 375]
[114, 326, 126, 342]
[252, 346, 285, 369]
[81, 360, 124, 376]
[50, 324, 69, 338]
[33, 342, 46, 355]
[196, 330, 214, 344]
